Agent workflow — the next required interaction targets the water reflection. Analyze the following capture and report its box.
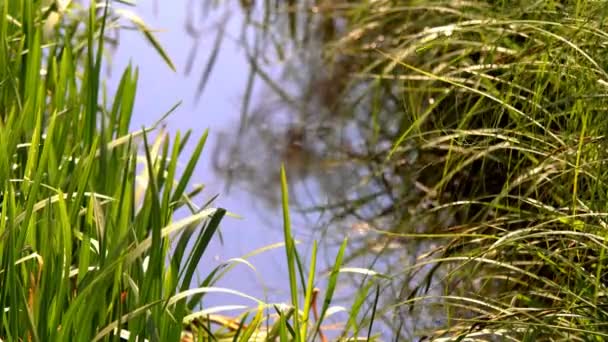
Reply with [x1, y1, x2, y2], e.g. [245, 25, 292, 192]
[113, 0, 462, 338]
[201, 1, 462, 338]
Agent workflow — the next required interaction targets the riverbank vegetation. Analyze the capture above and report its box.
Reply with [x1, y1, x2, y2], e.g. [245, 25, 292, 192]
[210, 0, 608, 339]
[0, 1, 380, 341]
[5, 0, 608, 340]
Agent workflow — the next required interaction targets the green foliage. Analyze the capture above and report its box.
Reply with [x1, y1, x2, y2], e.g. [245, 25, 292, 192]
[0, 0, 220, 340]
[346, 2, 608, 339]
[215, 0, 608, 339]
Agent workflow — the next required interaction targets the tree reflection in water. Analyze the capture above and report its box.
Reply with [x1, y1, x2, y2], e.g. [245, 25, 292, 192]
[179, 0, 608, 339]
[198, 3, 455, 337]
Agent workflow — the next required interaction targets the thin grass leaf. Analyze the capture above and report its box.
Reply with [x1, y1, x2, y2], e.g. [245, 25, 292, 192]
[115, 9, 176, 71]
[313, 238, 348, 341]
[279, 165, 301, 340]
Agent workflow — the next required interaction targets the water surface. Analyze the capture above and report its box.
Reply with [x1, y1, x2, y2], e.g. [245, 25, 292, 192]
[108, 0, 339, 308]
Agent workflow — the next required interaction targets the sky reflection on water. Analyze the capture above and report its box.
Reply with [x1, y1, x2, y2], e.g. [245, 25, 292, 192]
[107, 0, 341, 309]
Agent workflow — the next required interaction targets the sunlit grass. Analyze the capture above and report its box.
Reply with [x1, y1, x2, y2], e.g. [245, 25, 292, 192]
[216, 0, 608, 339]
[332, 1, 608, 339]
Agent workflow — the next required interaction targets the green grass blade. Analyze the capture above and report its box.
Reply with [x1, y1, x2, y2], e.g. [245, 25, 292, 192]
[115, 9, 176, 72]
[280, 165, 301, 340]
[313, 238, 347, 341]
[301, 240, 317, 340]
[170, 130, 208, 204]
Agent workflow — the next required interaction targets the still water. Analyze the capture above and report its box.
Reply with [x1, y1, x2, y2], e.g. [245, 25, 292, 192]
[108, 0, 347, 311]
[104, 1, 441, 339]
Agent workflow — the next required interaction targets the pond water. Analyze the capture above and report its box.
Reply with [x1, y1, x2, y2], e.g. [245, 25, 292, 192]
[108, 0, 345, 311]
[94, 1, 586, 340]
[106, 1, 438, 338]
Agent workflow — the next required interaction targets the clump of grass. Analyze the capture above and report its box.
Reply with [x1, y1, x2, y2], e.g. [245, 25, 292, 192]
[0, 0, 223, 340]
[216, 0, 608, 339]
[321, 0, 608, 339]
